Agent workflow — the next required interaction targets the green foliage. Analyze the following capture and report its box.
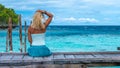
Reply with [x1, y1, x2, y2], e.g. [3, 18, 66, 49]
[0, 4, 18, 25]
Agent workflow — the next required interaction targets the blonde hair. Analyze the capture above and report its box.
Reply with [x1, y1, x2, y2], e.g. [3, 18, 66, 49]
[31, 12, 45, 30]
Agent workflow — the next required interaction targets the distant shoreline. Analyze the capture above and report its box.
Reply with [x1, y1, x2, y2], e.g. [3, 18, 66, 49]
[49, 25, 120, 26]
[0, 25, 17, 29]
[0, 25, 120, 29]
[17, 25, 120, 27]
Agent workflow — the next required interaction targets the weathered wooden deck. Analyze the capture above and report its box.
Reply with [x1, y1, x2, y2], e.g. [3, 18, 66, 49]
[0, 51, 120, 68]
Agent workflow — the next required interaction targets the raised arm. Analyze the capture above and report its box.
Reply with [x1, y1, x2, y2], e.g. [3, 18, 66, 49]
[36, 10, 53, 28]
[44, 11, 53, 28]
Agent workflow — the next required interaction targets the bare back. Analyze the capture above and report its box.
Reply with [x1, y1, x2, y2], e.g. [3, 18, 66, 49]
[28, 26, 46, 34]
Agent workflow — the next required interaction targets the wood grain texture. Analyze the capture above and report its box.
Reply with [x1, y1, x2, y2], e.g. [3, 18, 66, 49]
[0, 52, 120, 67]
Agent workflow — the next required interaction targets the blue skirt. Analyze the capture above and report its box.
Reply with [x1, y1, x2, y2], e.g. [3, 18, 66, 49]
[28, 45, 52, 57]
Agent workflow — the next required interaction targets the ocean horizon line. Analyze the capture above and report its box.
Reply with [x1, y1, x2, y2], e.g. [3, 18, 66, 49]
[1, 24, 120, 26]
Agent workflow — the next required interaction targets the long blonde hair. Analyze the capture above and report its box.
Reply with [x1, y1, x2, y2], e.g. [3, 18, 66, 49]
[31, 12, 45, 30]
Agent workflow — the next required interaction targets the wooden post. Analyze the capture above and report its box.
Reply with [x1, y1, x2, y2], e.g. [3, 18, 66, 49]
[18, 15, 23, 52]
[6, 30, 9, 52]
[24, 21, 27, 52]
[8, 17, 13, 52]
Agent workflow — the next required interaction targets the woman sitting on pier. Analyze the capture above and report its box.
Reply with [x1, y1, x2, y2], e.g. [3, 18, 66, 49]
[28, 10, 53, 57]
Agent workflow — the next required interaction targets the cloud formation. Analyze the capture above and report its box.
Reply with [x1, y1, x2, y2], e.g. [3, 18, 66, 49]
[0, 0, 120, 25]
[63, 17, 76, 21]
[78, 18, 98, 23]
[62, 17, 98, 23]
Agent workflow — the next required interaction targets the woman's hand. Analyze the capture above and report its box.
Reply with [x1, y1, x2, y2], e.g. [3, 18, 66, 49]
[36, 10, 46, 13]
[36, 9, 53, 28]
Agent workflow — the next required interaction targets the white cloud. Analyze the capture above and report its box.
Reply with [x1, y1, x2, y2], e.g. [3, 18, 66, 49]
[63, 17, 77, 21]
[60, 17, 99, 23]
[78, 18, 99, 23]
[0, 0, 120, 25]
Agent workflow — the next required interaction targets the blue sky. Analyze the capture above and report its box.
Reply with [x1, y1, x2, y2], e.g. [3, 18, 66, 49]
[0, 0, 120, 25]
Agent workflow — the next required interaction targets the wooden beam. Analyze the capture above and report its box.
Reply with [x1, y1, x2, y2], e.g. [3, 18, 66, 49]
[18, 15, 23, 52]
[8, 17, 13, 52]
[6, 30, 9, 52]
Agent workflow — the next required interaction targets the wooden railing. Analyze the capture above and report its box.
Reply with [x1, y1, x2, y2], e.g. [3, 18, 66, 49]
[6, 15, 27, 53]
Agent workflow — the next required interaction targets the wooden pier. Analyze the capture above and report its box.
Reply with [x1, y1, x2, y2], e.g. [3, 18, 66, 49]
[0, 51, 120, 68]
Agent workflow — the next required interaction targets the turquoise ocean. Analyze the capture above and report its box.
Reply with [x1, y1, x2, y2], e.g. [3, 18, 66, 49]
[0, 26, 120, 52]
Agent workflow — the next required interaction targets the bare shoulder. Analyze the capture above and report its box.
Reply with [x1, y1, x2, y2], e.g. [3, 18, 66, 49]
[28, 26, 32, 33]
[28, 26, 46, 34]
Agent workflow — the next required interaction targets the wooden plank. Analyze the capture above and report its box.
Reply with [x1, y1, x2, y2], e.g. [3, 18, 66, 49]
[97, 53, 120, 62]
[53, 54, 65, 60]
[65, 55, 75, 59]
[0, 55, 13, 60]
[43, 55, 53, 60]
[64, 54, 85, 64]
[93, 53, 119, 63]
[112, 54, 120, 60]
[23, 55, 33, 60]
[84, 54, 95, 58]
[9, 54, 25, 64]
[102, 53, 120, 58]
[79, 54, 95, 63]
[53, 51, 120, 55]
[89, 53, 105, 62]
[0, 54, 13, 63]
[102, 54, 113, 57]
[92, 53, 105, 58]
[53, 54, 67, 64]
[114, 54, 120, 57]
[64, 55, 77, 64]
[33, 57, 44, 62]
[22, 55, 33, 63]
[0, 52, 120, 66]
[74, 54, 93, 63]
[43, 55, 54, 64]
[101, 54, 115, 61]
[102, 54, 120, 62]
[11, 55, 24, 63]
[74, 54, 85, 59]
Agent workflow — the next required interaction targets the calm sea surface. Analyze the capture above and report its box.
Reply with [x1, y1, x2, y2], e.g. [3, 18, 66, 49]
[0, 26, 120, 52]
